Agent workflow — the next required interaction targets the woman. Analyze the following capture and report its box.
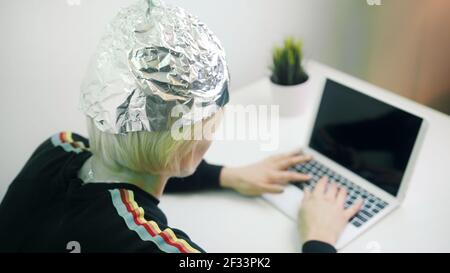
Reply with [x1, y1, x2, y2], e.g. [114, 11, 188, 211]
[0, 0, 361, 253]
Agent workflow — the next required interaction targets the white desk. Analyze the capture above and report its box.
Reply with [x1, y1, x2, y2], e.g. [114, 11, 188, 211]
[160, 61, 450, 253]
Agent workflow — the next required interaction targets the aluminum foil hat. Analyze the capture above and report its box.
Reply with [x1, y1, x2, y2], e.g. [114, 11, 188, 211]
[80, 0, 229, 134]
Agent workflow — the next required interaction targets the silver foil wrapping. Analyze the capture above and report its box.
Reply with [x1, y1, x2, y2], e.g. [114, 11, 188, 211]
[79, 0, 229, 134]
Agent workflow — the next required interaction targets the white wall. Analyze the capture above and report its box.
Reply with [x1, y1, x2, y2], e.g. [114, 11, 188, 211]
[0, 0, 367, 198]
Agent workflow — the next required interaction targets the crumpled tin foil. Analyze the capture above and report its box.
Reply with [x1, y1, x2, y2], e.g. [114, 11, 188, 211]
[79, 0, 229, 134]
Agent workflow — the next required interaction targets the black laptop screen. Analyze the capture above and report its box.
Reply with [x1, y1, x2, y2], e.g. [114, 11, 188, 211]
[309, 79, 423, 196]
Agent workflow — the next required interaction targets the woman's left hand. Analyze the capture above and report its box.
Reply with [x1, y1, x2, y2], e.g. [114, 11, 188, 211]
[219, 150, 312, 196]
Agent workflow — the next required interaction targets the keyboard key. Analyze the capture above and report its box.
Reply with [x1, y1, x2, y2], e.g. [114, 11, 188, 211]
[356, 213, 368, 222]
[360, 210, 373, 218]
[352, 219, 363, 227]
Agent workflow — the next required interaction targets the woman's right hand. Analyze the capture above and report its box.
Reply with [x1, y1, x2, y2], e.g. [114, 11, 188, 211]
[298, 177, 363, 246]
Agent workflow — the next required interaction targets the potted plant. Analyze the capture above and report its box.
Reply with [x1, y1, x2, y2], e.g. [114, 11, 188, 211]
[270, 37, 310, 116]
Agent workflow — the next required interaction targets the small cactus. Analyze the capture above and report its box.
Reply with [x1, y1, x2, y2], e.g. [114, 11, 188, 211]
[270, 37, 308, 86]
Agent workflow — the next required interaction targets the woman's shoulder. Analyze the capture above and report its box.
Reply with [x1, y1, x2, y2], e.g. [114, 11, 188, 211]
[48, 131, 89, 154]
[26, 131, 89, 161]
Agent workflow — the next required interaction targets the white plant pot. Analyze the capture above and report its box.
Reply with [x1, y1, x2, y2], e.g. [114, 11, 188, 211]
[270, 79, 310, 117]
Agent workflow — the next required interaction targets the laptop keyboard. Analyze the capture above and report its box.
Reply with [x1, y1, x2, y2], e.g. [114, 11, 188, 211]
[293, 160, 389, 228]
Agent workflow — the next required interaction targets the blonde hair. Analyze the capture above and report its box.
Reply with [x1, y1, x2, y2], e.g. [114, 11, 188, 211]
[86, 112, 221, 176]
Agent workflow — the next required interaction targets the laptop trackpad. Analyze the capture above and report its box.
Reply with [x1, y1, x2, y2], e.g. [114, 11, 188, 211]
[263, 185, 304, 220]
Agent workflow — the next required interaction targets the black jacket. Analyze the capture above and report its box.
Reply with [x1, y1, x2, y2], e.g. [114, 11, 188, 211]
[0, 132, 335, 253]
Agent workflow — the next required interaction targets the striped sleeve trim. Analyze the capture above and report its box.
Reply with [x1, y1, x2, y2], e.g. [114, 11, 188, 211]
[109, 189, 200, 253]
[50, 131, 86, 154]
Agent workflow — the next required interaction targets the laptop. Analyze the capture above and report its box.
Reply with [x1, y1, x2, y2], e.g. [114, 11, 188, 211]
[263, 71, 427, 250]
